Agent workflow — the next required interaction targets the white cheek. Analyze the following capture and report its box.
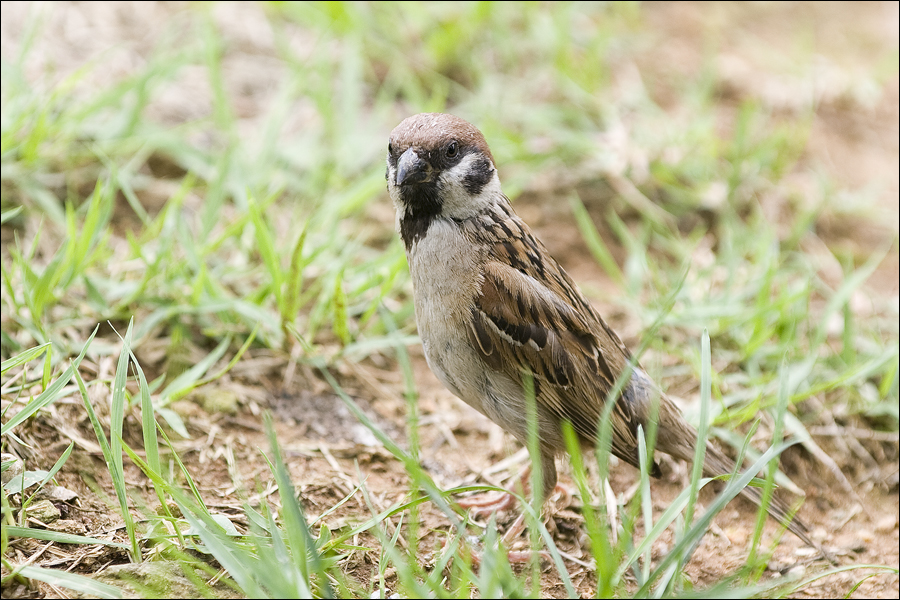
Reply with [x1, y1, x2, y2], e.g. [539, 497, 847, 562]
[437, 155, 502, 219]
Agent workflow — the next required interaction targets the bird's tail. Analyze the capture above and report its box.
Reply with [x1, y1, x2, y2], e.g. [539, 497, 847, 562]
[699, 441, 815, 548]
[652, 399, 831, 559]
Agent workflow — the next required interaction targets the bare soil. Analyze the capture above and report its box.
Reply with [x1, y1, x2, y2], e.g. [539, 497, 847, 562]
[7, 341, 897, 598]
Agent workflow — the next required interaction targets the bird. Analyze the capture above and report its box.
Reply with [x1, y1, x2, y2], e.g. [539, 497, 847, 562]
[385, 112, 819, 552]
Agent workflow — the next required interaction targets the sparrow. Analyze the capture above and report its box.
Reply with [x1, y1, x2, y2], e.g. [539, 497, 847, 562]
[385, 112, 817, 550]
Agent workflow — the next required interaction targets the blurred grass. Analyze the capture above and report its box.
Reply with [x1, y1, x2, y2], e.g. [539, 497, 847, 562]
[1, 1, 898, 598]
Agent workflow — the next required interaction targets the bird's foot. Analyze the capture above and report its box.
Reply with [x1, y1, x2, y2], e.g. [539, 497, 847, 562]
[506, 549, 552, 564]
[499, 483, 571, 542]
[456, 490, 518, 518]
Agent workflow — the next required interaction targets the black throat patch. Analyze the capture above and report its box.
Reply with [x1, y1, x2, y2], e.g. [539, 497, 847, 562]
[398, 182, 443, 249]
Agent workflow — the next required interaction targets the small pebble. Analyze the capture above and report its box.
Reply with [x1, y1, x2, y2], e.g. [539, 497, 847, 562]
[46, 519, 86, 535]
[37, 485, 79, 503]
[874, 514, 897, 533]
[1, 454, 24, 485]
[856, 528, 875, 542]
[199, 388, 239, 415]
[786, 565, 806, 579]
[24, 499, 60, 523]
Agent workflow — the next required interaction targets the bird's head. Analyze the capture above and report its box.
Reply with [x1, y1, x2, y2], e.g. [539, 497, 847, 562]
[386, 113, 501, 244]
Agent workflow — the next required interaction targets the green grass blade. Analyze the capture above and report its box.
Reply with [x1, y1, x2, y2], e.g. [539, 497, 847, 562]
[4, 526, 131, 550]
[0, 341, 51, 375]
[1, 326, 98, 436]
[108, 318, 140, 561]
[8, 564, 124, 599]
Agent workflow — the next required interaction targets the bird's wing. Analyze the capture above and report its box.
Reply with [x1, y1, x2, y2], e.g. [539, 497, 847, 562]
[465, 209, 649, 469]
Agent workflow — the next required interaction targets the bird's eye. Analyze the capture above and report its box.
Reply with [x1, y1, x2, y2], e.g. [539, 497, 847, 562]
[387, 142, 394, 156]
[446, 141, 459, 158]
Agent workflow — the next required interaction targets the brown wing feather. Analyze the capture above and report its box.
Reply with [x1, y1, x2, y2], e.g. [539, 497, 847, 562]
[464, 205, 652, 470]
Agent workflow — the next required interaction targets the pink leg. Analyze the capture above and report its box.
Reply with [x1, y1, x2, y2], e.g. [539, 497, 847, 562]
[456, 466, 531, 518]
[500, 481, 570, 543]
[457, 490, 519, 517]
[463, 483, 570, 564]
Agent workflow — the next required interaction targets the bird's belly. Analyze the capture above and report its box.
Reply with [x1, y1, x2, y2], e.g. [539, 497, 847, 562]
[422, 333, 530, 437]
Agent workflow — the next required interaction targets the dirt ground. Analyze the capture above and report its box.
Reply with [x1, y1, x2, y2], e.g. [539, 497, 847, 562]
[8, 342, 897, 598]
[2, 2, 898, 598]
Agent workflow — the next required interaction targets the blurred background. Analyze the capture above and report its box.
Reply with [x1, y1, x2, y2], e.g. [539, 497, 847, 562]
[1, 2, 898, 597]
[1, 1, 897, 356]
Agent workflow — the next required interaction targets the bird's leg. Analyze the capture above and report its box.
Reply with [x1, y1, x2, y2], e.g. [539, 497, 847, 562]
[458, 444, 560, 514]
[502, 453, 571, 564]
[499, 451, 565, 543]
[501, 482, 572, 544]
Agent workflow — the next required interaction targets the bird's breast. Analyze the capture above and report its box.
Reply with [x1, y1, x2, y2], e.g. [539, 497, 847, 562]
[405, 219, 491, 406]
[406, 218, 482, 320]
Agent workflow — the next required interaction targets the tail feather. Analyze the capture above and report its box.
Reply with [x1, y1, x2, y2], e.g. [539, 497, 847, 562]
[701, 443, 815, 548]
[652, 399, 833, 561]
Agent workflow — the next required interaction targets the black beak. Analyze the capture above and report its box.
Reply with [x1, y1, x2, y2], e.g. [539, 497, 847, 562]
[396, 148, 432, 186]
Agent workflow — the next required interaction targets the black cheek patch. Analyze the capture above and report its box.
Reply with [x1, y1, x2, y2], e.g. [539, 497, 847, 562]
[462, 155, 494, 195]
